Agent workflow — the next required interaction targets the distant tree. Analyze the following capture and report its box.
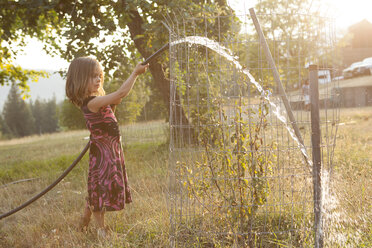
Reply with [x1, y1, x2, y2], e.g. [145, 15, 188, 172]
[58, 99, 86, 130]
[137, 86, 167, 122]
[2, 83, 35, 137]
[232, 0, 329, 91]
[104, 68, 152, 124]
[0, 114, 12, 139]
[43, 97, 59, 133]
[30, 98, 59, 134]
[30, 99, 44, 134]
[1, 0, 235, 128]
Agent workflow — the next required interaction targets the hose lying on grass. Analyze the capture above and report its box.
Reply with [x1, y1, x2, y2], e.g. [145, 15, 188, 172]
[0, 44, 170, 221]
[0, 142, 90, 220]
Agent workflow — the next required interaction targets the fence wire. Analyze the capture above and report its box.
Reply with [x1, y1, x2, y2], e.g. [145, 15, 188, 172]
[168, 11, 339, 247]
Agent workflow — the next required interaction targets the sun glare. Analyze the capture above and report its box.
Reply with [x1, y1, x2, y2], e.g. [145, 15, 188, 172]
[329, 0, 372, 29]
[228, 0, 372, 30]
[13, 1, 372, 71]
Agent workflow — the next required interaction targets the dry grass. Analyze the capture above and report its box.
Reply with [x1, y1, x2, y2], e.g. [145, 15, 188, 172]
[0, 121, 169, 248]
[0, 111, 371, 247]
[0, 130, 89, 167]
[325, 107, 372, 247]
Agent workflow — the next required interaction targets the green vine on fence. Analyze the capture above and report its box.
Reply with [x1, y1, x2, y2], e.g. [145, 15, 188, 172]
[178, 94, 276, 245]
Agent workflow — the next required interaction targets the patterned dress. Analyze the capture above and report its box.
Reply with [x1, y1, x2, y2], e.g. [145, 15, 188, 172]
[81, 96, 132, 212]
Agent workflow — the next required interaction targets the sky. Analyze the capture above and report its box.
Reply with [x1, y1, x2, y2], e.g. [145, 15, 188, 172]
[227, 0, 372, 28]
[12, 0, 372, 71]
[14, 38, 69, 71]
[1, 0, 370, 106]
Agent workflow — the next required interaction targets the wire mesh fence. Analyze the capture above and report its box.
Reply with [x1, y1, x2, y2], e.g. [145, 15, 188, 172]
[168, 10, 339, 247]
[120, 120, 168, 147]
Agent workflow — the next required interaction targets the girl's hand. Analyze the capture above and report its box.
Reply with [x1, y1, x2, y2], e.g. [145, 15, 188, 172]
[133, 62, 149, 76]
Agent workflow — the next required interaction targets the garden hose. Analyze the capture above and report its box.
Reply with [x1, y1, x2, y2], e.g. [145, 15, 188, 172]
[141, 43, 169, 65]
[0, 142, 90, 220]
[0, 44, 169, 221]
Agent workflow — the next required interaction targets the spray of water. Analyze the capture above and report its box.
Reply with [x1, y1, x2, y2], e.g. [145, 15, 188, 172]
[171, 36, 348, 246]
[171, 36, 312, 166]
[321, 168, 362, 246]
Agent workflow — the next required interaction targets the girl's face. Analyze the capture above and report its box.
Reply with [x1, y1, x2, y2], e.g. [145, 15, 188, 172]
[88, 65, 103, 95]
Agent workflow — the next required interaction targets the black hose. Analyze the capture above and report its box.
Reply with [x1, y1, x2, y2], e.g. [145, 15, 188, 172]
[0, 141, 90, 220]
[0, 42, 170, 220]
[141, 43, 169, 65]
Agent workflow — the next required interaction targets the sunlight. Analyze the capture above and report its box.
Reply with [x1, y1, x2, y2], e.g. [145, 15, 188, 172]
[227, 0, 372, 30]
[14, 37, 69, 71]
[329, 0, 372, 28]
[13, 0, 372, 71]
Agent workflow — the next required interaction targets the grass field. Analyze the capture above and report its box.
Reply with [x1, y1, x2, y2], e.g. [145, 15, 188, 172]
[0, 120, 170, 247]
[326, 107, 371, 247]
[0, 110, 371, 247]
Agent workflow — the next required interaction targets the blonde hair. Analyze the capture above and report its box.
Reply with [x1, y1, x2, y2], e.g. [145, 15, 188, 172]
[65, 57, 105, 107]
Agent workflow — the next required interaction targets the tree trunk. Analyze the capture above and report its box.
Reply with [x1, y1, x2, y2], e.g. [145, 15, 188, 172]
[125, 6, 194, 143]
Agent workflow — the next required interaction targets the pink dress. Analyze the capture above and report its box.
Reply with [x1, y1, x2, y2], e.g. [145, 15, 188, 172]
[81, 96, 132, 211]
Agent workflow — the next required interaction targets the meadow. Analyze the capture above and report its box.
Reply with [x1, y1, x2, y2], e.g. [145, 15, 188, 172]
[0, 110, 371, 247]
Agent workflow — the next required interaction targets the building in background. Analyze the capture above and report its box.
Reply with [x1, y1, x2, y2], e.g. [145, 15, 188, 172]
[342, 19, 372, 67]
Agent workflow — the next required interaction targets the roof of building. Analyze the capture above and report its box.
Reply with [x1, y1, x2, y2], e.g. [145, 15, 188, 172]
[349, 19, 372, 32]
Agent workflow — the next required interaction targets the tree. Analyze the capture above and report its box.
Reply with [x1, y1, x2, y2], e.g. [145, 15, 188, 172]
[1, 0, 235, 130]
[30, 99, 44, 134]
[0, 114, 11, 139]
[43, 97, 59, 133]
[0, 0, 58, 96]
[103, 63, 152, 124]
[137, 85, 167, 122]
[30, 98, 59, 134]
[232, 0, 330, 91]
[2, 83, 35, 137]
[58, 99, 86, 130]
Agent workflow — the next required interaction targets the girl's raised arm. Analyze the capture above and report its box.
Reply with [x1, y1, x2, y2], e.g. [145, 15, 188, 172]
[87, 63, 148, 113]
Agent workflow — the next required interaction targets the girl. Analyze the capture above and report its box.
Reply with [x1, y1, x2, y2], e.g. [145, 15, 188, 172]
[65, 57, 148, 237]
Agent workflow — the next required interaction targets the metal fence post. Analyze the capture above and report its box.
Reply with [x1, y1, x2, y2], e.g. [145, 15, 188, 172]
[309, 64, 323, 248]
[249, 8, 308, 165]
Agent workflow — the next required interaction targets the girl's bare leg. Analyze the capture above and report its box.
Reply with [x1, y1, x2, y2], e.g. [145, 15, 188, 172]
[93, 211, 105, 229]
[93, 211, 107, 238]
[79, 205, 92, 231]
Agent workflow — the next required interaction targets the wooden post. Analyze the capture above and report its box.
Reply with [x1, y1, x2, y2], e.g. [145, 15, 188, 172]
[309, 64, 323, 248]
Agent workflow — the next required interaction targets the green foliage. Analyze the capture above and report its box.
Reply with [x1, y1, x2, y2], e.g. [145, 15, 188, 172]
[137, 86, 167, 122]
[42, 98, 59, 132]
[0, 0, 59, 96]
[232, 0, 334, 91]
[1, 0, 236, 127]
[178, 96, 275, 246]
[171, 37, 248, 142]
[58, 99, 86, 130]
[0, 115, 11, 139]
[104, 63, 152, 124]
[2, 83, 35, 137]
[30, 98, 59, 134]
[0, 64, 49, 97]
[1, 85, 60, 139]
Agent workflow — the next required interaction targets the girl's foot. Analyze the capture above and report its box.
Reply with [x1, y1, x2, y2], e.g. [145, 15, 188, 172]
[97, 227, 107, 240]
[78, 215, 91, 232]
